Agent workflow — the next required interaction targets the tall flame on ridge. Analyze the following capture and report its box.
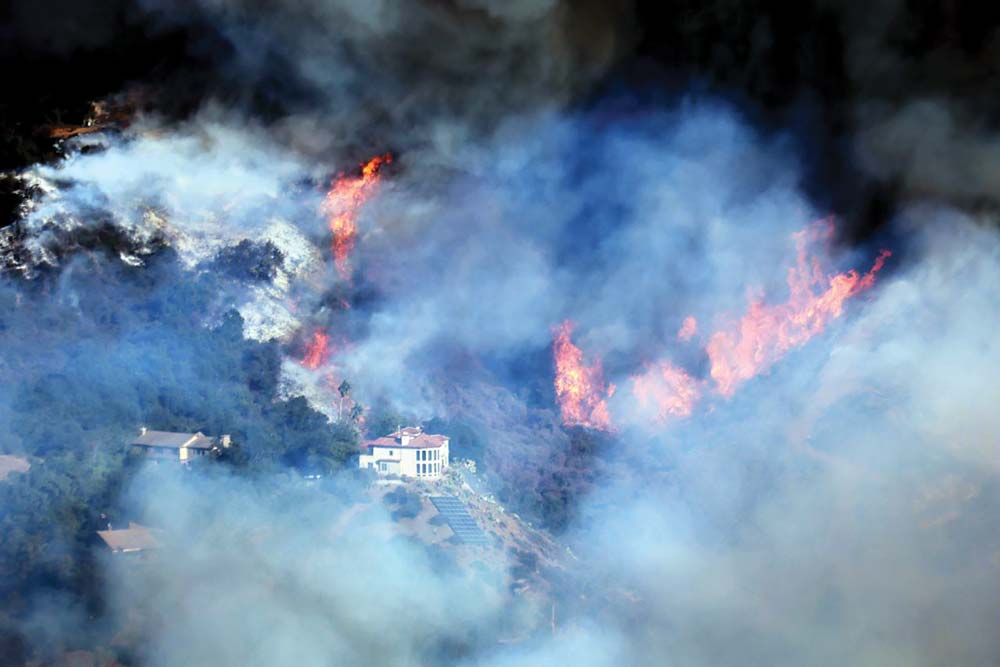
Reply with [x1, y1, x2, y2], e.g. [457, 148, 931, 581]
[553, 320, 615, 431]
[706, 220, 891, 396]
[322, 154, 391, 279]
[554, 220, 891, 431]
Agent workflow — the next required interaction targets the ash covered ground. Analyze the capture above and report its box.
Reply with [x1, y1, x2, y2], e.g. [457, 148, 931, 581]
[2, 2, 1000, 666]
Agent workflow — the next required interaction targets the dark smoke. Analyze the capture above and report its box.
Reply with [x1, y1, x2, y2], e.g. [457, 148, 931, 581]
[2, 2, 1000, 666]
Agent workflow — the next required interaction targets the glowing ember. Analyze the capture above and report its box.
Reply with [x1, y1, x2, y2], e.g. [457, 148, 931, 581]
[321, 153, 391, 279]
[553, 320, 615, 431]
[706, 220, 892, 397]
[632, 361, 701, 422]
[677, 315, 698, 342]
[301, 329, 332, 369]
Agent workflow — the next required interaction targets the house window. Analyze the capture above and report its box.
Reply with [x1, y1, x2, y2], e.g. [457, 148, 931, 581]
[389, 450, 393, 456]
[379, 462, 387, 472]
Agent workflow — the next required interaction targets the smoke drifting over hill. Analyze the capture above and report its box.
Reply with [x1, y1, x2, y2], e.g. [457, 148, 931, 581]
[2, 1, 1000, 666]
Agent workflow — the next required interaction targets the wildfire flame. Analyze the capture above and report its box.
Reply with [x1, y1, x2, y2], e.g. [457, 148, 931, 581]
[706, 220, 891, 396]
[552, 320, 615, 431]
[298, 329, 361, 422]
[677, 315, 698, 342]
[632, 361, 701, 422]
[301, 329, 332, 370]
[321, 153, 391, 279]
[553, 220, 891, 430]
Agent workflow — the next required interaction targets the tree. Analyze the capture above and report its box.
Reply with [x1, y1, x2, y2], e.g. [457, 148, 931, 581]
[337, 380, 351, 422]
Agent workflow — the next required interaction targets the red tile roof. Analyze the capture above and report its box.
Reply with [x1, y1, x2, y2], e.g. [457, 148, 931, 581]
[361, 431, 449, 450]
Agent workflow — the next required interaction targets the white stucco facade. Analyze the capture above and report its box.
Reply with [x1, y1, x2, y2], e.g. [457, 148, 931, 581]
[359, 427, 450, 479]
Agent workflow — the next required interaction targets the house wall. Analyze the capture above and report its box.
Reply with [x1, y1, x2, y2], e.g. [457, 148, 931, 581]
[133, 445, 210, 462]
[359, 440, 450, 479]
[137, 445, 180, 460]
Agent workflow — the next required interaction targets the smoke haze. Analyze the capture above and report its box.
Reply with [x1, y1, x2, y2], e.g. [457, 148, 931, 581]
[2, 1, 1000, 666]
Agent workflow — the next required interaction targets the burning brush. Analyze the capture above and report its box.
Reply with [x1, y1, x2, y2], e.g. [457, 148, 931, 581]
[554, 219, 891, 431]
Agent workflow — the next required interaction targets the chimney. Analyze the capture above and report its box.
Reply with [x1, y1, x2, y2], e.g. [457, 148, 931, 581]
[140, 426, 147, 435]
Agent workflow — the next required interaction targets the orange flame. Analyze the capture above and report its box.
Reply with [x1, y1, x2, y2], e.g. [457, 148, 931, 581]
[706, 220, 892, 396]
[301, 329, 332, 370]
[677, 315, 698, 342]
[557, 220, 891, 430]
[632, 361, 701, 423]
[553, 320, 615, 431]
[322, 153, 391, 279]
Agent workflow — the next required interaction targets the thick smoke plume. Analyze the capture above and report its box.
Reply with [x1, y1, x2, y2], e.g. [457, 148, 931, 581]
[2, 2, 1000, 666]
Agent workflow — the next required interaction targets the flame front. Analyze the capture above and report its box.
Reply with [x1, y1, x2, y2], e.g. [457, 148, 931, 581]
[552, 320, 614, 431]
[321, 154, 391, 279]
[553, 220, 891, 431]
[632, 361, 701, 422]
[706, 220, 892, 396]
[301, 329, 332, 370]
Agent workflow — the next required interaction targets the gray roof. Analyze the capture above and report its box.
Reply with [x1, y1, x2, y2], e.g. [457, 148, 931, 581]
[96, 523, 160, 552]
[131, 430, 217, 450]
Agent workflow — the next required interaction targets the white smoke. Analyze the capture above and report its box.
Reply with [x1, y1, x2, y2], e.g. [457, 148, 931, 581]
[4, 3, 1000, 663]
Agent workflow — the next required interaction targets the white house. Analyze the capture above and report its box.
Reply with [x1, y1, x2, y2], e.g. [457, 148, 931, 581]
[359, 426, 449, 479]
[96, 522, 160, 555]
[130, 428, 231, 463]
